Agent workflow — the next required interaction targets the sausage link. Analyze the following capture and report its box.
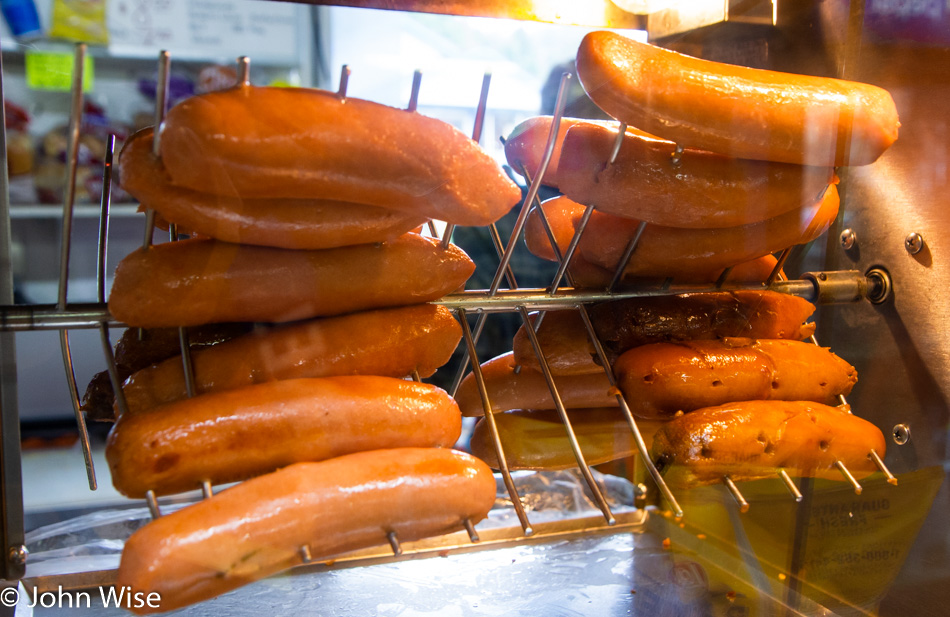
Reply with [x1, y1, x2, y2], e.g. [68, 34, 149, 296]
[558, 121, 836, 228]
[512, 291, 817, 375]
[117, 448, 496, 614]
[107, 376, 462, 498]
[159, 85, 521, 226]
[108, 234, 474, 328]
[118, 128, 427, 250]
[120, 304, 461, 415]
[651, 401, 886, 487]
[576, 31, 899, 166]
[614, 339, 857, 419]
[455, 352, 616, 417]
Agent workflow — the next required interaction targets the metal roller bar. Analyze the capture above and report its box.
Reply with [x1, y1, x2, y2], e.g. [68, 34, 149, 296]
[835, 460, 863, 495]
[723, 476, 749, 513]
[778, 470, 803, 503]
[869, 449, 898, 486]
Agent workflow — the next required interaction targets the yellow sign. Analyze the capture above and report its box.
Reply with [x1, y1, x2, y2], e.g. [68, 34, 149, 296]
[25, 51, 94, 92]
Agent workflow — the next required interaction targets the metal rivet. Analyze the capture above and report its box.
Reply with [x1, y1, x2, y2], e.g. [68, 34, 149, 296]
[840, 228, 856, 250]
[8, 545, 27, 565]
[905, 233, 924, 255]
[892, 424, 911, 445]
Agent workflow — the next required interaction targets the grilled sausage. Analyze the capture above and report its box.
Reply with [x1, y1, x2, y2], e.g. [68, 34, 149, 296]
[159, 85, 521, 226]
[118, 128, 427, 250]
[524, 187, 839, 280]
[120, 304, 462, 415]
[117, 448, 496, 614]
[106, 376, 462, 498]
[512, 291, 817, 375]
[558, 121, 836, 228]
[651, 401, 886, 487]
[614, 339, 857, 419]
[576, 31, 899, 166]
[455, 352, 616, 417]
[108, 234, 474, 328]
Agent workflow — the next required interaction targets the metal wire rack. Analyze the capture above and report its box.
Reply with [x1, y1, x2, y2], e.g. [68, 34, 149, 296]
[0, 43, 899, 587]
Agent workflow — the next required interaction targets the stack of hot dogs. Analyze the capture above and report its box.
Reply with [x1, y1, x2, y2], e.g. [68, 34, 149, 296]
[469, 32, 898, 490]
[96, 84, 522, 613]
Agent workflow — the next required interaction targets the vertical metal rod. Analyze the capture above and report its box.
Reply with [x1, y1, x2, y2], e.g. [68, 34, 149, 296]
[471, 72, 491, 145]
[450, 74, 572, 396]
[487, 222, 518, 290]
[517, 305, 615, 525]
[441, 223, 456, 249]
[723, 476, 750, 513]
[337, 64, 350, 98]
[0, 43, 26, 580]
[426, 220, 439, 237]
[835, 460, 863, 494]
[608, 221, 648, 291]
[869, 449, 898, 485]
[574, 306, 682, 517]
[299, 545, 313, 564]
[237, 56, 250, 86]
[145, 490, 161, 519]
[778, 470, 803, 503]
[766, 247, 793, 286]
[670, 144, 684, 167]
[607, 122, 626, 164]
[201, 480, 213, 499]
[386, 531, 402, 556]
[463, 518, 479, 543]
[410, 369, 422, 383]
[407, 70, 422, 112]
[58, 43, 96, 491]
[457, 308, 533, 535]
[144, 50, 171, 250]
[548, 204, 593, 294]
[95, 136, 129, 418]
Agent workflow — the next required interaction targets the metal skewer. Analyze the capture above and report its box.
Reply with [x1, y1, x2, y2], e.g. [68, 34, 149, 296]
[723, 476, 750, 513]
[337, 64, 350, 99]
[607, 122, 626, 165]
[238, 56, 250, 86]
[386, 531, 402, 556]
[201, 480, 213, 499]
[869, 449, 898, 485]
[457, 307, 533, 535]
[608, 221, 648, 292]
[58, 43, 96, 491]
[145, 490, 162, 519]
[778, 470, 803, 502]
[143, 50, 171, 250]
[463, 518, 480, 543]
[407, 70, 422, 112]
[299, 545, 313, 564]
[835, 460, 863, 494]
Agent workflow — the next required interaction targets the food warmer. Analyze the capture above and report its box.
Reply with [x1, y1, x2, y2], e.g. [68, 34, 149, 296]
[1, 0, 948, 615]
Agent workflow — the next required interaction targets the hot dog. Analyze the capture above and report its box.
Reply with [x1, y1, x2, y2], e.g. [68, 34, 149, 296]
[503, 116, 616, 188]
[525, 187, 839, 280]
[557, 121, 836, 228]
[576, 31, 899, 166]
[108, 234, 474, 328]
[120, 304, 461, 415]
[651, 401, 886, 487]
[118, 128, 427, 250]
[469, 408, 663, 471]
[513, 291, 817, 375]
[106, 376, 462, 498]
[159, 85, 521, 226]
[614, 339, 857, 419]
[455, 352, 616, 417]
[117, 448, 496, 614]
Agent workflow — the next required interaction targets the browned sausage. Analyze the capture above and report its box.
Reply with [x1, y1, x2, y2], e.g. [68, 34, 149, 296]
[576, 31, 899, 166]
[117, 448, 496, 614]
[455, 352, 616, 417]
[614, 339, 857, 419]
[558, 121, 836, 228]
[525, 188, 839, 280]
[106, 376, 462, 498]
[108, 234, 474, 328]
[159, 85, 521, 226]
[651, 401, 886, 487]
[118, 128, 427, 250]
[512, 291, 817, 375]
[120, 304, 462, 415]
